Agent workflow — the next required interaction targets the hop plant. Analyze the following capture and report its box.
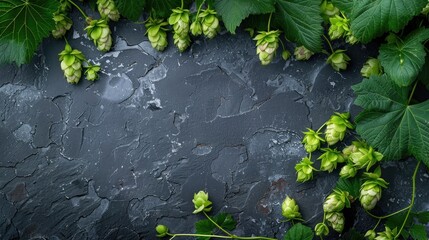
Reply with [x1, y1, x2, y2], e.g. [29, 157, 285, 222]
[85, 64, 101, 81]
[254, 30, 281, 65]
[374, 226, 397, 240]
[328, 14, 350, 40]
[327, 49, 350, 71]
[169, 8, 191, 52]
[155, 225, 169, 237]
[318, 148, 345, 172]
[361, 58, 383, 78]
[360, 167, 388, 210]
[199, 8, 220, 39]
[323, 189, 350, 213]
[320, 0, 339, 22]
[294, 45, 314, 61]
[85, 19, 113, 52]
[145, 18, 169, 51]
[325, 212, 345, 233]
[294, 157, 314, 182]
[192, 191, 212, 214]
[281, 196, 302, 220]
[314, 222, 329, 237]
[324, 112, 353, 145]
[302, 128, 325, 153]
[58, 43, 85, 84]
[52, 13, 73, 39]
[97, 0, 120, 21]
[339, 164, 357, 178]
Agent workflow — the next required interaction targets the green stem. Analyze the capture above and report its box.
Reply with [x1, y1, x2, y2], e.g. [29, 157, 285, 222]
[279, 38, 286, 51]
[407, 81, 418, 104]
[316, 123, 326, 133]
[322, 35, 334, 54]
[196, 0, 205, 17]
[372, 219, 381, 231]
[267, 12, 273, 32]
[168, 233, 233, 239]
[395, 161, 421, 239]
[365, 206, 410, 220]
[203, 212, 233, 237]
[68, 0, 88, 19]
[181, 0, 184, 9]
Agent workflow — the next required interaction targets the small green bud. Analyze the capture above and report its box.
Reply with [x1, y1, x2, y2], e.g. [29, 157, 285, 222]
[155, 225, 169, 237]
[342, 141, 367, 158]
[324, 112, 353, 145]
[302, 128, 325, 153]
[328, 14, 349, 40]
[365, 230, 376, 240]
[374, 226, 397, 240]
[327, 49, 350, 71]
[85, 64, 101, 81]
[361, 58, 382, 78]
[294, 157, 314, 182]
[314, 222, 329, 237]
[281, 196, 302, 220]
[320, 0, 339, 22]
[192, 191, 212, 214]
[190, 20, 203, 36]
[294, 45, 313, 61]
[346, 32, 359, 45]
[326, 212, 345, 233]
[254, 30, 281, 65]
[282, 50, 291, 61]
[339, 164, 357, 178]
[323, 189, 350, 213]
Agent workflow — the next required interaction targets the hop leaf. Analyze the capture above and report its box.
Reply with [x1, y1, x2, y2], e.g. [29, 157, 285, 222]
[58, 43, 85, 84]
[254, 30, 281, 65]
[85, 19, 113, 52]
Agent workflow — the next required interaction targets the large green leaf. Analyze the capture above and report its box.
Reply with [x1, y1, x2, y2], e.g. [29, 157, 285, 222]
[353, 75, 429, 167]
[113, 0, 145, 21]
[283, 223, 313, 240]
[409, 225, 428, 240]
[195, 213, 237, 240]
[0, 0, 59, 65]
[214, 0, 275, 34]
[350, 0, 427, 43]
[379, 29, 429, 87]
[274, 0, 323, 52]
[331, 0, 355, 15]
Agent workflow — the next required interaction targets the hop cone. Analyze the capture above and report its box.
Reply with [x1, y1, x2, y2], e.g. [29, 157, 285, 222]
[318, 148, 344, 172]
[361, 58, 382, 78]
[327, 49, 350, 71]
[324, 112, 353, 145]
[59, 44, 85, 84]
[169, 8, 191, 52]
[320, 0, 339, 22]
[145, 18, 169, 51]
[328, 14, 350, 40]
[192, 191, 212, 214]
[295, 157, 314, 182]
[190, 20, 203, 36]
[339, 164, 357, 178]
[294, 45, 313, 61]
[350, 146, 383, 171]
[97, 0, 120, 21]
[314, 223, 329, 237]
[359, 168, 388, 210]
[85, 64, 101, 81]
[52, 13, 73, 39]
[302, 128, 324, 153]
[323, 189, 350, 213]
[422, 1, 429, 15]
[254, 30, 280, 65]
[85, 19, 113, 52]
[281, 196, 302, 220]
[58, 0, 71, 13]
[326, 212, 345, 233]
[374, 226, 397, 240]
[199, 8, 220, 39]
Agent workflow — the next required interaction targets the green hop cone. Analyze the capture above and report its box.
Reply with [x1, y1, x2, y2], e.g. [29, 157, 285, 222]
[85, 64, 101, 81]
[85, 19, 113, 52]
[169, 8, 191, 52]
[254, 30, 280, 65]
[361, 58, 382, 78]
[199, 8, 220, 39]
[318, 148, 344, 172]
[302, 128, 325, 153]
[294, 45, 314, 61]
[339, 164, 357, 178]
[155, 225, 169, 237]
[281, 196, 302, 220]
[97, 0, 120, 21]
[320, 0, 339, 22]
[327, 49, 350, 71]
[294, 157, 314, 182]
[59, 44, 85, 84]
[350, 146, 383, 171]
[328, 14, 350, 40]
[145, 18, 169, 52]
[374, 226, 397, 240]
[52, 13, 73, 39]
[342, 141, 367, 158]
[192, 191, 212, 214]
[346, 32, 359, 44]
[422, 1, 429, 15]
[360, 167, 388, 210]
[190, 20, 203, 36]
[365, 230, 376, 240]
[323, 189, 350, 213]
[314, 222, 329, 237]
[324, 112, 353, 145]
[326, 212, 345, 233]
[282, 50, 291, 61]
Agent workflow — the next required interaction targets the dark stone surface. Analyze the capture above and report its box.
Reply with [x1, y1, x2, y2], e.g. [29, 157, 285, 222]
[1, 8, 429, 240]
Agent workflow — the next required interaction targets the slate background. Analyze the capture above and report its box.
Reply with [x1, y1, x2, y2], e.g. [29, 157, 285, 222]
[1, 7, 429, 240]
